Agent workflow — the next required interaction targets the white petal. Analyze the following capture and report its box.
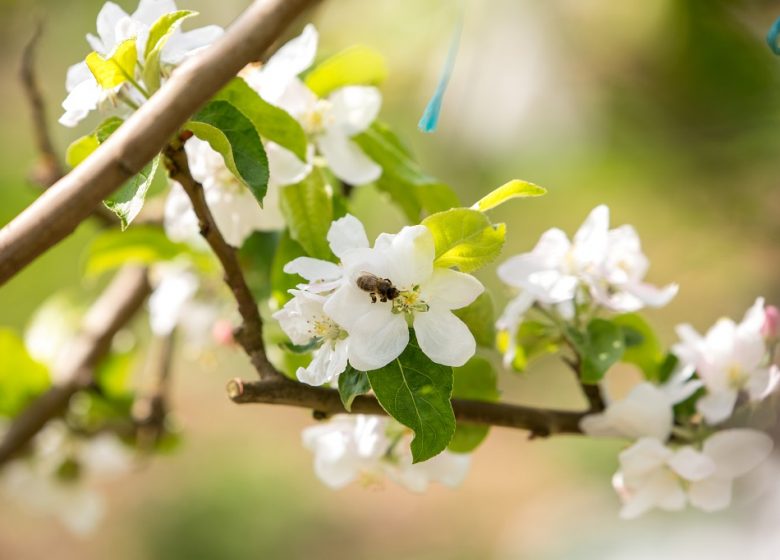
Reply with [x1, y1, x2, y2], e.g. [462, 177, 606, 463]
[579, 413, 624, 438]
[667, 447, 716, 481]
[688, 477, 733, 512]
[131, 0, 177, 25]
[619, 469, 684, 519]
[65, 62, 92, 92]
[284, 257, 342, 282]
[163, 182, 202, 246]
[162, 25, 224, 65]
[572, 205, 609, 268]
[148, 267, 198, 336]
[203, 186, 264, 247]
[348, 311, 409, 371]
[317, 129, 381, 186]
[385, 225, 435, 289]
[60, 79, 102, 127]
[702, 429, 773, 479]
[696, 390, 738, 425]
[297, 342, 346, 386]
[94, 2, 128, 53]
[626, 282, 679, 308]
[327, 214, 370, 258]
[420, 269, 484, 311]
[267, 142, 312, 186]
[329, 86, 382, 136]
[600, 383, 674, 441]
[618, 437, 672, 478]
[254, 24, 318, 103]
[323, 284, 381, 332]
[414, 309, 475, 367]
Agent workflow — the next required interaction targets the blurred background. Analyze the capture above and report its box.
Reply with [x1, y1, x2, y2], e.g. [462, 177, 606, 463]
[0, 0, 779, 558]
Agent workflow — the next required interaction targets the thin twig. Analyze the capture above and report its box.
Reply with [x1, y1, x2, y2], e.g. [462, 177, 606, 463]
[134, 331, 176, 450]
[0, 0, 320, 286]
[228, 377, 586, 437]
[0, 266, 150, 466]
[164, 143, 278, 380]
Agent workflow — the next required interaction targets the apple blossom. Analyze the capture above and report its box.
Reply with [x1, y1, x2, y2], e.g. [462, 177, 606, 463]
[324, 224, 484, 370]
[614, 429, 772, 519]
[23, 295, 82, 383]
[763, 305, 780, 340]
[243, 24, 382, 186]
[673, 297, 780, 425]
[302, 414, 470, 491]
[60, 0, 222, 127]
[272, 290, 349, 386]
[580, 365, 701, 441]
[496, 206, 677, 366]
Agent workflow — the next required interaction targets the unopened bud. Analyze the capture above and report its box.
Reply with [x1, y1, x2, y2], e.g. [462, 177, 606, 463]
[212, 319, 235, 346]
[763, 305, 780, 340]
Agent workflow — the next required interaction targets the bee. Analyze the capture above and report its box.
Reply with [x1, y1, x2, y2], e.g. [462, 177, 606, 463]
[356, 272, 400, 303]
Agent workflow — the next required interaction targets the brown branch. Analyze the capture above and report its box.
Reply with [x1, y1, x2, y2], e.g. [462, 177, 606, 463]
[564, 350, 606, 414]
[133, 331, 176, 449]
[0, 266, 150, 466]
[164, 143, 277, 380]
[228, 377, 586, 437]
[0, 0, 320, 286]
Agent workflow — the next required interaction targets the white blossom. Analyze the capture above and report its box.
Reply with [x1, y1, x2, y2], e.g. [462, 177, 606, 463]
[496, 205, 677, 367]
[0, 422, 133, 535]
[243, 24, 382, 186]
[24, 295, 82, 383]
[673, 298, 780, 425]
[60, 0, 223, 127]
[302, 414, 470, 491]
[580, 365, 701, 441]
[272, 290, 349, 386]
[613, 429, 772, 519]
[324, 224, 484, 370]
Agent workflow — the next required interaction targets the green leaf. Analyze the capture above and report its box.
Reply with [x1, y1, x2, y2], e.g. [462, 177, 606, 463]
[0, 329, 50, 417]
[95, 351, 135, 399]
[472, 179, 547, 212]
[104, 155, 164, 229]
[270, 230, 307, 307]
[613, 313, 665, 381]
[143, 10, 197, 92]
[567, 319, 626, 384]
[353, 122, 459, 220]
[453, 292, 496, 348]
[188, 100, 269, 205]
[214, 78, 308, 161]
[95, 116, 124, 142]
[422, 208, 505, 272]
[305, 45, 388, 97]
[239, 231, 281, 301]
[503, 320, 560, 373]
[449, 357, 499, 453]
[338, 366, 370, 412]
[279, 168, 333, 259]
[85, 226, 199, 277]
[367, 334, 455, 463]
[65, 134, 100, 168]
[86, 38, 137, 89]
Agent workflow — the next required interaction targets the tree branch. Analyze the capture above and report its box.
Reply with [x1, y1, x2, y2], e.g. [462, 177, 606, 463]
[134, 331, 176, 449]
[0, 0, 320, 286]
[0, 266, 150, 466]
[227, 377, 586, 437]
[164, 143, 277, 380]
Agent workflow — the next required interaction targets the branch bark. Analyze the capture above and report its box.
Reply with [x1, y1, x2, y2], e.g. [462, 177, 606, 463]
[0, 0, 319, 286]
[164, 143, 277, 379]
[228, 377, 586, 437]
[0, 266, 150, 466]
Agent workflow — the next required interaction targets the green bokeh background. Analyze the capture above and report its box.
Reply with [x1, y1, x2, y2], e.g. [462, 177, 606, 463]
[0, 0, 778, 558]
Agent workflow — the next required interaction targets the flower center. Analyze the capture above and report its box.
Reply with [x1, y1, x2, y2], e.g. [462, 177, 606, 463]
[302, 99, 335, 136]
[391, 285, 430, 315]
[307, 314, 343, 341]
[726, 363, 747, 389]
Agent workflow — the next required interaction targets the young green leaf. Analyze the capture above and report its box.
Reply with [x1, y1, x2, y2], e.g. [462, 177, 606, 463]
[338, 366, 371, 411]
[0, 329, 50, 417]
[453, 292, 496, 348]
[95, 116, 124, 142]
[143, 10, 197, 92]
[422, 208, 506, 272]
[567, 319, 626, 384]
[187, 100, 269, 204]
[65, 134, 100, 168]
[86, 38, 137, 89]
[304, 45, 388, 97]
[367, 335, 455, 463]
[85, 226, 201, 277]
[214, 78, 308, 161]
[613, 313, 665, 381]
[353, 122, 459, 220]
[279, 168, 333, 259]
[239, 231, 281, 301]
[104, 155, 165, 229]
[501, 320, 560, 373]
[448, 356, 500, 453]
[472, 179, 547, 212]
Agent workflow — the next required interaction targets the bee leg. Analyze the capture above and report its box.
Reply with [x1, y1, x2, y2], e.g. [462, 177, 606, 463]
[380, 295, 388, 302]
[370, 293, 377, 303]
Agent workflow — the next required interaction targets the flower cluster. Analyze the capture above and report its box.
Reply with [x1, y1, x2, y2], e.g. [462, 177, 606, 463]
[302, 414, 470, 491]
[273, 214, 483, 385]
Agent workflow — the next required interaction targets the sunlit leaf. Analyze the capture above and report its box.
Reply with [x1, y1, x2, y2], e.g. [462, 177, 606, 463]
[279, 168, 333, 259]
[305, 45, 388, 97]
[86, 38, 137, 89]
[0, 329, 50, 417]
[422, 208, 505, 272]
[143, 10, 198, 92]
[472, 179, 546, 212]
[453, 292, 496, 348]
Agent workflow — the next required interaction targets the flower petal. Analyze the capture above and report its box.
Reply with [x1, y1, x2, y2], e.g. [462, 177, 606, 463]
[327, 214, 370, 258]
[323, 284, 381, 331]
[618, 437, 672, 479]
[688, 477, 733, 512]
[162, 25, 224, 65]
[267, 142, 312, 187]
[253, 24, 318, 103]
[420, 268, 484, 311]
[385, 225, 435, 289]
[284, 257, 342, 282]
[348, 311, 409, 371]
[667, 447, 716, 482]
[329, 86, 382, 136]
[316, 129, 381, 186]
[696, 390, 738, 425]
[414, 309, 475, 367]
[702, 428, 773, 479]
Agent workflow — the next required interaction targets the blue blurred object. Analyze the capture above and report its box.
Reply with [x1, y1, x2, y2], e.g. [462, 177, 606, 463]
[418, 2, 464, 133]
[767, 16, 780, 55]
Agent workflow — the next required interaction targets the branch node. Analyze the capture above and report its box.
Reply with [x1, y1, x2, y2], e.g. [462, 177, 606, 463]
[227, 378, 245, 399]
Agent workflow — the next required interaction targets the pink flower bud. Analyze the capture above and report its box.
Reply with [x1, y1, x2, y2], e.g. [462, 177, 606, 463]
[763, 305, 780, 339]
[212, 319, 235, 346]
